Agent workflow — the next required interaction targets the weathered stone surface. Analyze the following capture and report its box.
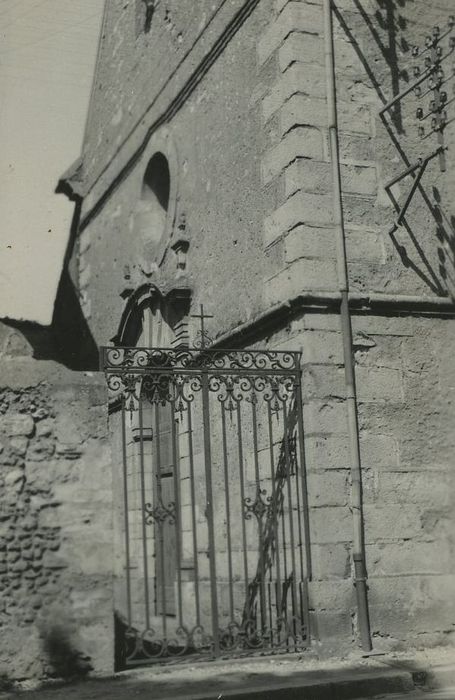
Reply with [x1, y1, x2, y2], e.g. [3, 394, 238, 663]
[3, 0, 455, 680]
[0, 369, 113, 680]
[310, 506, 352, 544]
[283, 225, 336, 262]
[307, 470, 349, 507]
[3, 413, 35, 437]
[258, 2, 323, 66]
[263, 128, 325, 184]
[263, 64, 327, 121]
[278, 94, 327, 136]
[308, 578, 354, 610]
[264, 191, 334, 246]
[278, 31, 325, 72]
[265, 258, 338, 304]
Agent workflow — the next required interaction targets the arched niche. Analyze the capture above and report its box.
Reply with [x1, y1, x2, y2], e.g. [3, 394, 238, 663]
[112, 283, 191, 349]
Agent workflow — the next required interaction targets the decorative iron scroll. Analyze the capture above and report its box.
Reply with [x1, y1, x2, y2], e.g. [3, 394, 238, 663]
[101, 347, 301, 411]
[122, 608, 307, 664]
[101, 347, 299, 374]
[104, 370, 298, 412]
[108, 344, 309, 669]
[144, 499, 176, 525]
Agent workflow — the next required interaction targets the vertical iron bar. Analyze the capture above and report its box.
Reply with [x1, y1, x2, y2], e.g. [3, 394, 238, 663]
[237, 403, 249, 601]
[267, 401, 282, 615]
[121, 400, 132, 627]
[251, 397, 267, 633]
[155, 404, 167, 636]
[275, 581, 281, 646]
[279, 400, 288, 595]
[295, 368, 312, 580]
[171, 397, 183, 628]
[290, 398, 305, 587]
[138, 399, 151, 629]
[187, 402, 201, 626]
[295, 364, 312, 644]
[221, 404, 235, 622]
[267, 580, 273, 648]
[282, 400, 298, 643]
[201, 371, 220, 656]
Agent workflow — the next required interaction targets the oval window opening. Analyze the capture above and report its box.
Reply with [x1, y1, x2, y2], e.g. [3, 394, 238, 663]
[142, 152, 170, 211]
[137, 152, 171, 249]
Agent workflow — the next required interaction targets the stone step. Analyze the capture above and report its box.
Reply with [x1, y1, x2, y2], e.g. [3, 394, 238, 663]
[179, 668, 415, 700]
[422, 665, 455, 691]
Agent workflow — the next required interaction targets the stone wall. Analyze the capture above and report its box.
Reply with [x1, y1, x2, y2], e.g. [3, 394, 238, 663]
[72, 0, 276, 346]
[57, 0, 455, 664]
[264, 311, 455, 651]
[0, 322, 114, 681]
[260, 0, 455, 302]
[252, 0, 455, 651]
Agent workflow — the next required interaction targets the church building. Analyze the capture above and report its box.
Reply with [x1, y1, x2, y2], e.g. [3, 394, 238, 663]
[1, 0, 455, 680]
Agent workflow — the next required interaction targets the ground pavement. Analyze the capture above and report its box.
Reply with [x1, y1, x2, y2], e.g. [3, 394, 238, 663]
[1, 646, 454, 699]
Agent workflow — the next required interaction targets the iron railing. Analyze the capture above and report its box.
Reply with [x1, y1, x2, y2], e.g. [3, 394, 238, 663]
[102, 347, 311, 667]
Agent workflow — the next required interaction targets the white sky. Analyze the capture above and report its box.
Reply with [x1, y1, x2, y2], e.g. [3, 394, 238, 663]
[0, 0, 104, 325]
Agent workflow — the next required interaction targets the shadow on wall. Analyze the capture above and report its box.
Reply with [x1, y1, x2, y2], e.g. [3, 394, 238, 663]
[1, 270, 99, 372]
[334, 0, 455, 297]
[2, 183, 99, 371]
[114, 611, 128, 671]
[41, 624, 93, 680]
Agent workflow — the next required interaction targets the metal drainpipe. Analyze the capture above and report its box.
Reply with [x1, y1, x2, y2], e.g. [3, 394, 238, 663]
[323, 0, 372, 651]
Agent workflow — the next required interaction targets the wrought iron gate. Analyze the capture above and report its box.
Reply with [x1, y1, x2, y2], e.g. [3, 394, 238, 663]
[102, 346, 311, 667]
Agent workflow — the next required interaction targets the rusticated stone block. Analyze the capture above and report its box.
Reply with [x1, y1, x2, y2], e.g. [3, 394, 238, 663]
[305, 435, 350, 471]
[366, 540, 453, 577]
[264, 258, 338, 305]
[303, 330, 344, 365]
[303, 364, 346, 401]
[278, 31, 324, 72]
[311, 543, 351, 580]
[307, 469, 349, 507]
[359, 432, 399, 468]
[284, 225, 336, 262]
[308, 578, 354, 610]
[310, 505, 352, 544]
[337, 100, 373, 136]
[263, 64, 327, 122]
[345, 227, 385, 263]
[284, 159, 331, 197]
[339, 133, 375, 162]
[42, 551, 66, 569]
[309, 610, 354, 644]
[264, 191, 334, 246]
[263, 128, 325, 185]
[356, 366, 403, 402]
[303, 399, 348, 435]
[278, 94, 327, 136]
[363, 504, 426, 544]
[340, 163, 377, 196]
[258, 2, 323, 66]
[3, 414, 35, 437]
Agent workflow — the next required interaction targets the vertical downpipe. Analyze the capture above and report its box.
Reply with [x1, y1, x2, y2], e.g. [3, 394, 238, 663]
[323, 0, 372, 651]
